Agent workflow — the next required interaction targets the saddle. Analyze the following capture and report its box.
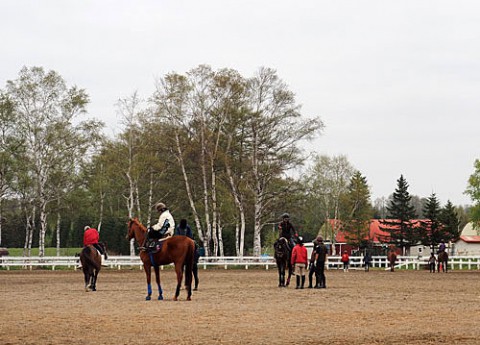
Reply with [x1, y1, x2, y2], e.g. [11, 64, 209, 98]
[142, 230, 167, 253]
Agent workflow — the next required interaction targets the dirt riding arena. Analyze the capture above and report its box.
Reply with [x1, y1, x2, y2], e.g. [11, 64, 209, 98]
[1, 268, 480, 345]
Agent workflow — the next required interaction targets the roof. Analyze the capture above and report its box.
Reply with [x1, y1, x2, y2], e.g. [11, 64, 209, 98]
[456, 235, 480, 244]
[327, 219, 426, 243]
[460, 222, 480, 236]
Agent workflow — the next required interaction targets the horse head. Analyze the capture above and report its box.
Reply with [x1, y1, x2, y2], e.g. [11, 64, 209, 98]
[274, 237, 289, 260]
[126, 218, 147, 243]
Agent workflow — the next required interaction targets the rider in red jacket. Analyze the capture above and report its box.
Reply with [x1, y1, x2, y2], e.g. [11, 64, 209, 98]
[81, 226, 107, 266]
[83, 227, 100, 246]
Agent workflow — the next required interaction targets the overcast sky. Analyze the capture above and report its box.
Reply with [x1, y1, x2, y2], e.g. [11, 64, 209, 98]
[1, 0, 479, 206]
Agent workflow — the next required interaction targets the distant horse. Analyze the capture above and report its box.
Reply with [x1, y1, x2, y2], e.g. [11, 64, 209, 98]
[387, 249, 397, 272]
[437, 251, 449, 273]
[80, 245, 101, 292]
[274, 237, 292, 287]
[126, 218, 195, 301]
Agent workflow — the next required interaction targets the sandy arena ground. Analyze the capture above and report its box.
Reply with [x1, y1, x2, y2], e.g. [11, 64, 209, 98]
[1, 267, 480, 345]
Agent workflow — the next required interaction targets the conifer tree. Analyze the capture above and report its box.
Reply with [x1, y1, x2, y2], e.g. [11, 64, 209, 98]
[439, 200, 461, 242]
[341, 171, 373, 248]
[418, 193, 442, 250]
[380, 175, 418, 253]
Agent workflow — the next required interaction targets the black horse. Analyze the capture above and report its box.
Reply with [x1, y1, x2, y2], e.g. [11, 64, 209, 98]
[274, 237, 292, 287]
[437, 251, 449, 273]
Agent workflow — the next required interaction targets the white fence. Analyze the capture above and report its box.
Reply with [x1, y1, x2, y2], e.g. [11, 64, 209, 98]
[2, 255, 480, 271]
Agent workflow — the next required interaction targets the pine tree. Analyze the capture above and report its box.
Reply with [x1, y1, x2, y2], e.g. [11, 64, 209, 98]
[418, 193, 442, 250]
[341, 171, 373, 248]
[440, 200, 461, 242]
[380, 175, 418, 252]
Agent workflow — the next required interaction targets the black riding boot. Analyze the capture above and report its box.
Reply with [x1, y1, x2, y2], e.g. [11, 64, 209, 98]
[301, 276, 305, 289]
[296, 275, 300, 289]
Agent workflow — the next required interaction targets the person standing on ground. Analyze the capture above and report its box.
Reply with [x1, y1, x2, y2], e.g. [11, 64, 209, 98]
[314, 236, 328, 288]
[428, 252, 436, 273]
[175, 218, 199, 289]
[363, 251, 372, 272]
[341, 250, 350, 272]
[291, 236, 308, 289]
[175, 219, 193, 239]
[308, 238, 319, 288]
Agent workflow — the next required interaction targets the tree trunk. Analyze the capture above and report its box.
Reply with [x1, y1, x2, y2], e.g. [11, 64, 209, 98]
[56, 207, 61, 256]
[174, 132, 205, 248]
[38, 199, 48, 258]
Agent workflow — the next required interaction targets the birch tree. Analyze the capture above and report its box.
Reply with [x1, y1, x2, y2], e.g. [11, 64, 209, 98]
[246, 67, 324, 256]
[0, 93, 17, 246]
[305, 154, 354, 254]
[6, 66, 100, 257]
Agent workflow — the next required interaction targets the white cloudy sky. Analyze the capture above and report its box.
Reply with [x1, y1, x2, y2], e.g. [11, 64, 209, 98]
[1, 0, 479, 205]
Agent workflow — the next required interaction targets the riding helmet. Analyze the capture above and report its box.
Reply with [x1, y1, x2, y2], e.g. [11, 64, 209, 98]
[155, 202, 167, 212]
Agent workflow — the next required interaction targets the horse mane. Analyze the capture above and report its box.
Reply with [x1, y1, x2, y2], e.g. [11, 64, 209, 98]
[129, 218, 147, 232]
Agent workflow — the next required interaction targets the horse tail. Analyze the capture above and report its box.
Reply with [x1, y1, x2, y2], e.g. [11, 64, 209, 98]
[184, 240, 194, 289]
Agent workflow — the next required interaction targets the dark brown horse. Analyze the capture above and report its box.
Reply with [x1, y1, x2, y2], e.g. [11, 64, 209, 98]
[387, 249, 397, 272]
[127, 218, 195, 301]
[80, 245, 101, 292]
[274, 237, 292, 287]
[437, 251, 448, 273]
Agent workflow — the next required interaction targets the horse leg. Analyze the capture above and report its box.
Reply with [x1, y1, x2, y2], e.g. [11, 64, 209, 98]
[276, 265, 282, 287]
[144, 264, 153, 301]
[286, 262, 292, 287]
[83, 268, 90, 291]
[91, 269, 99, 291]
[278, 264, 285, 287]
[173, 263, 183, 301]
[154, 266, 163, 300]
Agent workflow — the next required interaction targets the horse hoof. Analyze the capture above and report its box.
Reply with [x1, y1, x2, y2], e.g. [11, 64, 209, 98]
[146, 296, 151, 301]
[193, 288, 198, 291]
[187, 297, 191, 301]
[173, 297, 178, 301]
[158, 295, 163, 301]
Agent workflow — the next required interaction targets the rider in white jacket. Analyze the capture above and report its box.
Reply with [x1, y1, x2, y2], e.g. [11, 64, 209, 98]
[151, 202, 175, 239]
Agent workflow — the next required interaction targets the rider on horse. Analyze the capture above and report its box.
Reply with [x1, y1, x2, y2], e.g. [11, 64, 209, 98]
[438, 240, 446, 254]
[145, 202, 175, 249]
[278, 213, 298, 251]
[79, 226, 108, 267]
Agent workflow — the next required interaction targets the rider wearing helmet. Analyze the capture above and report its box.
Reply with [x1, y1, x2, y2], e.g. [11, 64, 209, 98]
[291, 236, 308, 289]
[150, 202, 175, 240]
[438, 240, 446, 254]
[278, 213, 298, 250]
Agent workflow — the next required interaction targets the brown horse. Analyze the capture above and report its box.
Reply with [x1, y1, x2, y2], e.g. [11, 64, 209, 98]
[437, 251, 449, 273]
[126, 218, 195, 301]
[387, 249, 397, 272]
[80, 245, 101, 292]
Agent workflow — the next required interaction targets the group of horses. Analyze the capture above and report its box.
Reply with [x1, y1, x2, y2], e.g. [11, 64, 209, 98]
[385, 248, 448, 272]
[81, 228, 450, 296]
[80, 218, 195, 301]
[272, 239, 449, 286]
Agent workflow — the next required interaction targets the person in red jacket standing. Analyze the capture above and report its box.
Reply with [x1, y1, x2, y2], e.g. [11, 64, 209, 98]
[341, 250, 350, 272]
[291, 236, 308, 289]
[83, 226, 108, 266]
